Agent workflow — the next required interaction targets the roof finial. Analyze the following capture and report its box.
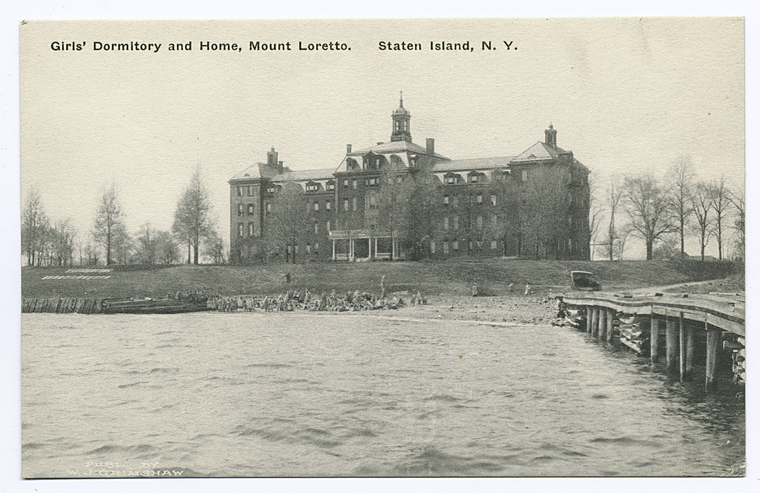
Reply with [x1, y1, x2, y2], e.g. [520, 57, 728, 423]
[400, 90, 403, 107]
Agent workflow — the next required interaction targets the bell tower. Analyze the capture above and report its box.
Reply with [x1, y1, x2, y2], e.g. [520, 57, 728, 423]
[390, 91, 412, 142]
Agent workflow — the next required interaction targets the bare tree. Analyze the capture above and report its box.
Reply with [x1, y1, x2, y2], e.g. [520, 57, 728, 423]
[404, 166, 441, 259]
[691, 182, 712, 261]
[707, 176, 731, 261]
[155, 230, 180, 265]
[623, 174, 675, 260]
[136, 222, 159, 264]
[92, 183, 125, 266]
[21, 186, 49, 266]
[587, 174, 603, 260]
[50, 219, 76, 266]
[376, 161, 414, 259]
[519, 165, 571, 259]
[173, 170, 214, 265]
[667, 155, 695, 255]
[204, 230, 226, 265]
[602, 180, 624, 261]
[728, 188, 745, 260]
[263, 181, 309, 263]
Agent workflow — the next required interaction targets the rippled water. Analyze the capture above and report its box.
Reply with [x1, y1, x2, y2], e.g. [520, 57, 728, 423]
[21, 312, 744, 478]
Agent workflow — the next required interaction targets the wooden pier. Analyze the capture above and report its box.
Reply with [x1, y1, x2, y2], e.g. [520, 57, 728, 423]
[559, 292, 745, 391]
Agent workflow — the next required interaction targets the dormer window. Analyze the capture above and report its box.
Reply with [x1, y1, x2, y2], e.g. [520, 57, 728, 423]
[306, 182, 319, 192]
[267, 184, 277, 194]
[326, 180, 335, 191]
[445, 174, 457, 185]
[470, 174, 479, 183]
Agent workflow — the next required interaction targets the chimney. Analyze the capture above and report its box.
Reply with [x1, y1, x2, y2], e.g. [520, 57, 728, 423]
[426, 138, 435, 155]
[544, 124, 557, 149]
[346, 144, 352, 154]
[267, 147, 278, 168]
[278, 160, 283, 173]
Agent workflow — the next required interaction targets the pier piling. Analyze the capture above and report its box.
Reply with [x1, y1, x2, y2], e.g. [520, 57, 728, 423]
[650, 318, 661, 364]
[666, 316, 679, 375]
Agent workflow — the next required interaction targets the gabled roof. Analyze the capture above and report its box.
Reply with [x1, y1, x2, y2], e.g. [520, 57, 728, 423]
[229, 162, 281, 181]
[431, 156, 514, 173]
[348, 140, 449, 160]
[272, 168, 336, 183]
[512, 141, 569, 162]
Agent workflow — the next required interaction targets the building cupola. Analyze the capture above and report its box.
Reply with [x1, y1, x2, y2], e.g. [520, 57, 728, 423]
[391, 91, 412, 142]
[545, 124, 557, 149]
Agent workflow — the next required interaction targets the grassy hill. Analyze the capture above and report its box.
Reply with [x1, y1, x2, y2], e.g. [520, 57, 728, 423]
[20, 258, 742, 300]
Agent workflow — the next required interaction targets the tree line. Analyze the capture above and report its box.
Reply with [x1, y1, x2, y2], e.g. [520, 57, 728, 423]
[21, 170, 225, 267]
[591, 155, 744, 261]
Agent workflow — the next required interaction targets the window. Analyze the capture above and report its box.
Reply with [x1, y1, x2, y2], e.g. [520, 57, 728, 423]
[247, 185, 254, 196]
[306, 182, 319, 192]
[470, 174, 479, 183]
[397, 176, 403, 184]
[352, 179, 358, 189]
[366, 177, 379, 187]
[326, 221, 330, 231]
[313, 202, 319, 212]
[248, 223, 254, 237]
[491, 215, 498, 228]
[491, 194, 497, 206]
[476, 194, 483, 204]
[477, 241, 483, 250]
[443, 195, 449, 205]
[444, 217, 449, 231]
[453, 216, 459, 230]
[314, 242, 319, 254]
[343, 199, 349, 211]
[446, 175, 456, 185]
[237, 186, 243, 196]
[453, 240, 459, 251]
[238, 204, 244, 216]
[314, 223, 319, 234]
[491, 240, 497, 250]
[352, 197, 357, 211]
[522, 170, 528, 182]
[477, 215, 483, 229]
[369, 194, 377, 209]
[266, 202, 271, 213]
[453, 196, 459, 207]
[443, 241, 449, 255]
[343, 179, 349, 189]
[295, 245, 299, 255]
[306, 244, 311, 254]
[238, 223, 244, 237]
[326, 200, 331, 211]
[267, 184, 277, 194]
[430, 241, 436, 254]
[327, 180, 335, 191]
[247, 204, 254, 215]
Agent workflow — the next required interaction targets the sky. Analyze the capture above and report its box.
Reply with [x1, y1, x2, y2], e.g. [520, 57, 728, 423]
[19, 17, 744, 259]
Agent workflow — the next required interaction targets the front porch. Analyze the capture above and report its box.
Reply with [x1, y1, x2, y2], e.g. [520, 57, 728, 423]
[328, 230, 404, 261]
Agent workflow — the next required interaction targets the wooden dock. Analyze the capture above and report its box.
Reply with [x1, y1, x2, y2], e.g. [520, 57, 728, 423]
[559, 292, 745, 391]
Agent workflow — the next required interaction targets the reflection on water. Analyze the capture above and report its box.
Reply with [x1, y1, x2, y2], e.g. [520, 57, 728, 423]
[22, 312, 744, 478]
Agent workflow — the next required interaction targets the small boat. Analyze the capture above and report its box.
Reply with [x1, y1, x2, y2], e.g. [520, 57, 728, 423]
[570, 271, 601, 291]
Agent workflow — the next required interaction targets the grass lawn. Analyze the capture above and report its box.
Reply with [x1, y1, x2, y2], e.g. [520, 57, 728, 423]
[20, 258, 743, 300]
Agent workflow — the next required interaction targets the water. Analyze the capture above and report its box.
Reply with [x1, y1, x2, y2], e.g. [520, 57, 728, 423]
[21, 312, 745, 478]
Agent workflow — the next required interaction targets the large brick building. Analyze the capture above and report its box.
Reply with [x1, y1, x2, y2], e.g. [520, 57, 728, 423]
[229, 97, 590, 263]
